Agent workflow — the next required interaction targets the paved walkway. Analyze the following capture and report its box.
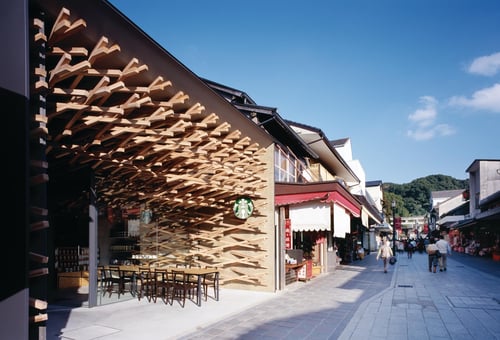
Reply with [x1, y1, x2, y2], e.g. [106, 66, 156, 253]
[48, 251, 500, 339]
[339, 252, 500, 340]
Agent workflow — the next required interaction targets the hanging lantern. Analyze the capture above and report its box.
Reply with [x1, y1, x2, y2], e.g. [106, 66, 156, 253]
[140, 208, 152, 224]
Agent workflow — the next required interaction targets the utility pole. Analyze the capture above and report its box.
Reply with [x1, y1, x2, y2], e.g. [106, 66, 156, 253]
[392, 200, 397, 255]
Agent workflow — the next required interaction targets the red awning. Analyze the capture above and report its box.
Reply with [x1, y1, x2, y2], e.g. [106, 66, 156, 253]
[275, 192, 329, 206]
[325, 192, 360, 218]
[275, 191, 360, 217]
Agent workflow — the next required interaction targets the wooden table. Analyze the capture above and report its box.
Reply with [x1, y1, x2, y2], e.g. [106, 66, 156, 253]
[99, 265, 140, 296]
[109, 265, 220, 307]
[180, 267, 220, 307]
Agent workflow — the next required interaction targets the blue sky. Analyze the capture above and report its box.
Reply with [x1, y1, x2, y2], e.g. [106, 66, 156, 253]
[109, 0, 500, 184]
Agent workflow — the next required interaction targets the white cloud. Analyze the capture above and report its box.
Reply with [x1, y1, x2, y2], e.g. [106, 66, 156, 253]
[435, 124, 456, 136]
[408, 96, 437, 127]
[407, 124, 456, 141]
[407, 128, 435, 141]
[468, 52, 500, 76]
[449, 83, 500, 113]
[407, 96, 456, 141]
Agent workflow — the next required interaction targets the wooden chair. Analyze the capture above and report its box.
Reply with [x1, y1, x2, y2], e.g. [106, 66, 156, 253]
[153, 268, 172, 305]
[137, 266, 154, 302]
[105, 266, 122, 298]
[175, 263, 197, 291]
[171, 269, 198, 307]
[202, 266, 219, 301]
[187, 263, 201, 285]
[97, 265, 108, 295]
[119, 266, 137, 297]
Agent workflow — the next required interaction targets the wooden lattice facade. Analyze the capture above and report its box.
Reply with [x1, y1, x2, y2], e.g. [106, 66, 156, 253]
[31, 0, 276, 297]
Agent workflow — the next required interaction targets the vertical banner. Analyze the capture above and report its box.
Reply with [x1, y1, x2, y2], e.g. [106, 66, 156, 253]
[395, 217, 402, 231]
[285, 219, 292, 249]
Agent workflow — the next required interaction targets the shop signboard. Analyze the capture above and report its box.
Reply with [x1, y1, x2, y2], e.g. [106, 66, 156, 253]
[395, 217, 402, 231]
[285, 219, 292, 249]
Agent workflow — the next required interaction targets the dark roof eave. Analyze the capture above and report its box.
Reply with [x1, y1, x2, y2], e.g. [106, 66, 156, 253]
[285, 120, 360, 184]
[479, 190, 500, 207]
[354, 194, 383, 223]
[233, 103, 319, 158]
[201, 78, 257, 105]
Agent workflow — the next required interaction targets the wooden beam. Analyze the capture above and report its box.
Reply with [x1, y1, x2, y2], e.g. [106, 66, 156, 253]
[30, 160, 48, 169]
[29, 298, 48, 310]
[88, 36, 121, 64]
[118, 58, 148, 81]
[30, 174, 49, 186]
[29, 314, 48, 323]
[49, 47, 88, 57]
[49, 54, 91, 87]
[31, 221, 50, 232]
[31, 206, 48, 217]
[29, 252, 49, 264]
[29, 268, 49, 278]
[48, 7, 86, 44]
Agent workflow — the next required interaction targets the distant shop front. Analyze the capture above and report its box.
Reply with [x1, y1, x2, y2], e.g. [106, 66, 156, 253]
[276, 182, 361, 283]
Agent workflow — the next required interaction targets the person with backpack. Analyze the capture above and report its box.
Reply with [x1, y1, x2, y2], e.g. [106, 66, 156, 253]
[407, 239, 416, 259]
[426, 238, 440, 273]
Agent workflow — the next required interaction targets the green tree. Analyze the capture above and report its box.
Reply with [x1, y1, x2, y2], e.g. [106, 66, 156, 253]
[383, 174, 468, 217]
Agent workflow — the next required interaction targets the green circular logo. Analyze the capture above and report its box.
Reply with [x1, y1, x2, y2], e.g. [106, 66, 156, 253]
[233, 197, 254, 219]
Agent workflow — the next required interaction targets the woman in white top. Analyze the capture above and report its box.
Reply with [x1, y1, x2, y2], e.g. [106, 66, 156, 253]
[376, 241, 393, 273]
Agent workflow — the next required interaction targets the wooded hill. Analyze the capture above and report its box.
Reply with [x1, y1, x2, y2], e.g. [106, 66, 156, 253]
[382, 174, 468, 217]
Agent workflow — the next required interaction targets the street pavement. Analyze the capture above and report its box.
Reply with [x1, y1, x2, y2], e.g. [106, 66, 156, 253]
[47, 251, 500, 339]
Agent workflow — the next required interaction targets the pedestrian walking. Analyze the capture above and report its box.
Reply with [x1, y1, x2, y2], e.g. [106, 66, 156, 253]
[376, 239, 393, 273]
[407, 239, 416, 259]
[426, 238, 439, 273]
[397, 241, 404, 254]
[436, 234, 451, 271]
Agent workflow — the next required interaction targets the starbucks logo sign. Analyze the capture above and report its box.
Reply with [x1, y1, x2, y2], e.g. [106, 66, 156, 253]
[233, 197, 254, 220]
